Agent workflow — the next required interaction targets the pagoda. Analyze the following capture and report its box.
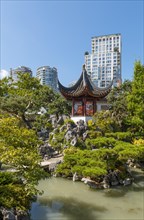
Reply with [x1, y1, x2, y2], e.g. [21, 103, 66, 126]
[58, 65, 113, 123]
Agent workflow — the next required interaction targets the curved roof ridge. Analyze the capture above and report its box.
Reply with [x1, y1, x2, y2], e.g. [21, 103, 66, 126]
[58, 67, 113, 99]
[58, 71, 83, 92]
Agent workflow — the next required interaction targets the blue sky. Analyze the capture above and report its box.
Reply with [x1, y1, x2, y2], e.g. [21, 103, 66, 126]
[0, 0, 143, 85]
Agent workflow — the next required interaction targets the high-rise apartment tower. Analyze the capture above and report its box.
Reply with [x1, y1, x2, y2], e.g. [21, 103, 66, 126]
[85, 34, 122, 87]
[36, 66, 58, 92]
[10, 66, 32, 82]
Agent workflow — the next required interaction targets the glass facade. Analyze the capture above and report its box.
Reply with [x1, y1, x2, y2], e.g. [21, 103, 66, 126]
[36, 66, 58, 92]
[85, 34, 122, 88]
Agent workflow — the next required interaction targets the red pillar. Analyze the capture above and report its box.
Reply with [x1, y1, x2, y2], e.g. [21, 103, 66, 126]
[72, 99, 74, 116]
[93, 99, 97, 114]
[83, 97, 86, 116]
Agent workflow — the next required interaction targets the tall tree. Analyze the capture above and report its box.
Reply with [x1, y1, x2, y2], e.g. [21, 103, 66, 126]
[107, 80, 132, 131]
[0, 73, 71, 209]
[0, 74, 70, 128]
[127, 61, 144, 136]
[48, 93, 71, 120]
[0, 73, 71, 129]
[0, 73, 54, 128]
[0, 115, 46, 210]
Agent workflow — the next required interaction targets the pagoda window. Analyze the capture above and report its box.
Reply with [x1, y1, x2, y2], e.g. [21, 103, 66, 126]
[86, 101, 94, 116]
[74, 101, 83, 116]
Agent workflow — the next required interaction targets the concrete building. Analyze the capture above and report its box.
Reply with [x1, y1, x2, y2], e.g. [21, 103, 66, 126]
[36, 66, 58, 92]
[85, 34, 122, 88]
[10, 66, 32, 82]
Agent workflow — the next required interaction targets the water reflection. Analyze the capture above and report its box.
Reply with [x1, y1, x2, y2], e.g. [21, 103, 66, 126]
[104, 170, 144, 198]
[31, 169, 144, 220]
[36, 196, 107, 220]
[104, 188, 127, 198]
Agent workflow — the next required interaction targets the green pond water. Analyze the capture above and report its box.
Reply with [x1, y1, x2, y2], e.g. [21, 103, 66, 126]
[31, 169, 144, 220]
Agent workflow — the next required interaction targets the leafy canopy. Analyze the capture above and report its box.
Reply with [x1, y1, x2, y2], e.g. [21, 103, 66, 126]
[0, 115, 46, 209]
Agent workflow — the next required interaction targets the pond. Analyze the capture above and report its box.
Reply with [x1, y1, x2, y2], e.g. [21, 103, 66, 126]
[31, 169, 144, 220]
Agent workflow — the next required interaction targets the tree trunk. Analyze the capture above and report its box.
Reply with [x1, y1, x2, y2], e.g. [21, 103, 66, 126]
[21, 114, 32, 129]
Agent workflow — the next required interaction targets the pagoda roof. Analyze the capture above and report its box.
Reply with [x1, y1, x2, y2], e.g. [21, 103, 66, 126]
[58, 66, 113, 99]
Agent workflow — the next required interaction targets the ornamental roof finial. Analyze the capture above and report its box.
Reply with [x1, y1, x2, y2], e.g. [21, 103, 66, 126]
[82, 64, 85, 71]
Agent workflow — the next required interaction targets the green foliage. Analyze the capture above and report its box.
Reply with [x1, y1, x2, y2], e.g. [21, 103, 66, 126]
[64, 118, 75, 126]
[0, 73, 71, 210]
[0, 116, 40, 148]
[32, 114, 52, 132]
[114, 141, 144, 161]
[82, 167, 107, 179]
[55, 61, 144, 183]
[105, 132, 133, 142]
[133, 139, 144, 145]
[0, 172, 33, 209]
[92, 110, 115, 134]
[0, 60, 143, 207]
[108, 61, 144, 136]
[87, 130, 102, 139]
[0, 73, 54, 129]
[71, 165, 84, 175]
[0, 181, 36, 210]
[56, 139, 144, 180]
[63, 146, 78, 155]
[0, 73, 71, 129]
[74, 137, 86, 150]
[0, 172, 19, 185]
[48, 93, 71, 120]
[56, 148, 117, 180]
[87, 119, 93, 127]
[108, 80, 132, 131]
[127, 61, 144, 136]
[56, 163, 73, 177]
[0, 116, 47, 209]
[85, 137, 116, 149]
[49, 131, 65, 152]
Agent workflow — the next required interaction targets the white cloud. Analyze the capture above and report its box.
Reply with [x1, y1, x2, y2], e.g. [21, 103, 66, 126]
[0, 69, 9, 80]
